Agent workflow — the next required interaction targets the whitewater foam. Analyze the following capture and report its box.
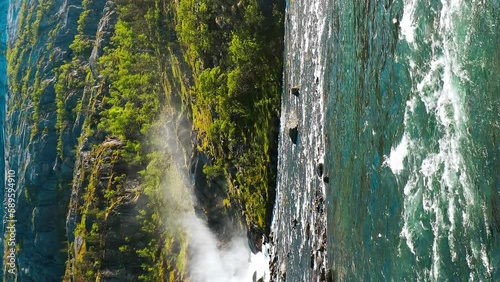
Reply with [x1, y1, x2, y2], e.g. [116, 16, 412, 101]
[383, 135, 408, 175]
[400, 0, 418, 44]
[397, 0, 494, 278]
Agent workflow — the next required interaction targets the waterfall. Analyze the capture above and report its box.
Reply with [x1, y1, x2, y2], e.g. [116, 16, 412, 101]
[157, 117, 270, 282]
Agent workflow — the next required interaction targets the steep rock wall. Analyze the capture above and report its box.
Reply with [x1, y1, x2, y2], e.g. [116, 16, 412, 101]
[3, 0, 109, 280]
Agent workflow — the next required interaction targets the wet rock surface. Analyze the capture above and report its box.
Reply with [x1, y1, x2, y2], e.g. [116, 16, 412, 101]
[316, 163, 324, 177]
[268, 186, 328, 281]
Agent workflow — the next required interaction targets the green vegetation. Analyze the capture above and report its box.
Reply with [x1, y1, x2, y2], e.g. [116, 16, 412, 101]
[97, 19, 161, 162]
[6, 0, 284, 279]
[6, 0, 65, 139]
[66, 0, 285, 278]
[59, 0, 193, 281]
[177, 0, 285, 228]
[67, 141, 188, 282]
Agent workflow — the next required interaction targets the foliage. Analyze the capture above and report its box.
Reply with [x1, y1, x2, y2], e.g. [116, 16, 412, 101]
[58, 0, 191, 281]
[9, 0, 284, 280]
[177, 0, 285, 229]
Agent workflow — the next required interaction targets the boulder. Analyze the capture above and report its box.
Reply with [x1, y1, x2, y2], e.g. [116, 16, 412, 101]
[326, 268, 334, 282]
[291, 86, 300, 96]
[247, 225, 265, 254]
[287, 112, 299, 144]
[252, 271, 264, 282]
[316, 163, 324, 177]
[289, 126, 298, 144]
[323, 176, 329, 183]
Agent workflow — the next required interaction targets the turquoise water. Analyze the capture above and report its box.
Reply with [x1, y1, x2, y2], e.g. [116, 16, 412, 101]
[0, 0, 497, 280]
[273, 0, 499, 281]
[325, 0, 500, 280]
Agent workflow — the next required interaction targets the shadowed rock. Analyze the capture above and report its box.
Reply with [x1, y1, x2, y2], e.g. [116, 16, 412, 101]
[247, 225, 266, 254]
[289, 126, 298, 144]
[287, 112, 299, 144]
[291, 86, 300, 96]
[326, 268, 334, 282]
[317, 163, 324, 177]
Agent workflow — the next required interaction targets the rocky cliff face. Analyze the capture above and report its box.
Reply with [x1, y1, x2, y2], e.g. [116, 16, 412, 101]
[2, 0, 246, 281]
[3, 1, 179, 280]
[4, 0, 86, 280]
[0, 0, 9, 274]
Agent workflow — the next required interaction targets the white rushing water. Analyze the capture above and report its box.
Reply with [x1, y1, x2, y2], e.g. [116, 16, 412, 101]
[384, 135, 409, 175]
[270, 0, 330, 279]
[396, 0, 492, 279]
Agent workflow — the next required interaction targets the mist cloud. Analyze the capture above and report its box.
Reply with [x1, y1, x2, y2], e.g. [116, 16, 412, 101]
[155, 114, 268, 282]
[183, 214, 254, 282]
